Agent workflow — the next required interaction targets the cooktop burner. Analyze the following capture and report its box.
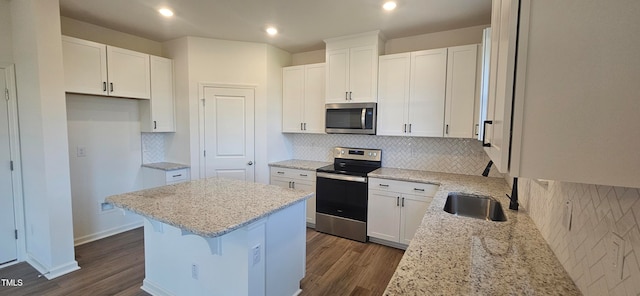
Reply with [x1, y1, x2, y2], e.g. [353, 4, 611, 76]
[316, 147, 382, 177]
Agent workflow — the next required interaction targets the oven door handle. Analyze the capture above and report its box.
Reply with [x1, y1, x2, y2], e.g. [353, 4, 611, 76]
[317, 172, 367, 183]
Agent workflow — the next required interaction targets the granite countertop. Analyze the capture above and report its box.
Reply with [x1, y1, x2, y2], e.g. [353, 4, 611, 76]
[106, 178, 313, 238]
[268, 159, 332, 171]
[369, 168, 580, 295]
[142, 162, 190, 171]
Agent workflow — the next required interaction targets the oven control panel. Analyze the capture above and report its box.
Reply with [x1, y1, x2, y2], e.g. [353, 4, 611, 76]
[333, 147, 382, 161]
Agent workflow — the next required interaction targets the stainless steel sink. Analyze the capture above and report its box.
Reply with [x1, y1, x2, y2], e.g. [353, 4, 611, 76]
[443, 193, 507, 222]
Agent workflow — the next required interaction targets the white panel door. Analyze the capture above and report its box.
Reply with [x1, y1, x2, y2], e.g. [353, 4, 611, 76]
[282, 66, 304, 132]
[367, 190, 400, 242]
[325, 48, 349, 103]
[106, 46, 151, 99]
[445, 45, 478, 138]
[0, 70, 17, 265]
[409, 49, 447, 137]
[302, 63, 326, 134]
[349, 45, 378, 102]
[377, 53, 410, 136]
[399, 196, 431, 245]
[61, 36, 108, 96]
[203, 87, 255, 181]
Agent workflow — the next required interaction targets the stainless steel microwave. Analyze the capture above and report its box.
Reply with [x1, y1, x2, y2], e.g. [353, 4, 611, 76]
[325, 103, 377, 135]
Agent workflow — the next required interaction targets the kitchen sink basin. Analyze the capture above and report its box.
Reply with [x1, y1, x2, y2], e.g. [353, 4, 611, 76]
[443, 193, 507, 222]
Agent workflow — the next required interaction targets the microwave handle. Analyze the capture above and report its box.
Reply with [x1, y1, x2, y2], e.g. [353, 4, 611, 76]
[361, 108, 366, 129]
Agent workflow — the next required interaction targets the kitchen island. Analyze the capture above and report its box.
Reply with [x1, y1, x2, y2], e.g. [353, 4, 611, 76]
[106, 177, 313, 296]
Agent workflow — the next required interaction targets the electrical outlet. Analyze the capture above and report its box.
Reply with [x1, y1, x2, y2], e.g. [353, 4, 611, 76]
[252, 244, 261, 266]
[611, 233, 624, 280]
[191, 263, 199, 280]
[76, 145, 87, 157]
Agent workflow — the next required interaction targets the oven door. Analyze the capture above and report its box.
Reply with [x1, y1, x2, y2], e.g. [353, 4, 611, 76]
[315, 172, 368, 222]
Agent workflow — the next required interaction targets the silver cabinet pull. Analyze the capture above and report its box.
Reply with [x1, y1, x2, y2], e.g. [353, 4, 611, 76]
[103, 82, 107, 92]
[110, 82, 114, 92]
[349, 91, 352, 100]
[303, 123, 307, 130]
[345, 92, 348, 100]
[408, 124, 412, 133]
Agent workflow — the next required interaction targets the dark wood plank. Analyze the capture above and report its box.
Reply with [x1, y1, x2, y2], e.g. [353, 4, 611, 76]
[0, 227, 403, 296]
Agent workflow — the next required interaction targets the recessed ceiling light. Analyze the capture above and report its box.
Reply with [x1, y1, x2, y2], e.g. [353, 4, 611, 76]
[266, 27, 278, 36]
[159, 8, 174, 17]
[383, 1, 397, 11]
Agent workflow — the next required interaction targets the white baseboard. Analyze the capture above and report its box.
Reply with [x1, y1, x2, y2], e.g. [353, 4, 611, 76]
[26, 255, 80, 279]
[142, 279, 174, 296]
[368, 237, 408, 250]
[74, 221, 143, 246]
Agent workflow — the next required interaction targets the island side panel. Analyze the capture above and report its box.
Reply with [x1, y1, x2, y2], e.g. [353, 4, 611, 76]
[266, 201, 306, 296]
[140, 217, 266, 296]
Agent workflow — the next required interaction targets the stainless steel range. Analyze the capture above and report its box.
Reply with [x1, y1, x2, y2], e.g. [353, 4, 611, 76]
[315, 147, 382, 242]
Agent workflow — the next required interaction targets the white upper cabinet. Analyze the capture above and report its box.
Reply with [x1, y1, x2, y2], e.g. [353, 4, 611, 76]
[377, 49, 447, 137]
[62, 36, 108, 96]
[140, 56, 175, 132]
[282, 63, 325, 133]
[484, 0, 640, 188]
[62, 35, 151, 100]
[106, 46, 151, 99]
[325, 31, 382, 103]
[444, 44, 479, 138]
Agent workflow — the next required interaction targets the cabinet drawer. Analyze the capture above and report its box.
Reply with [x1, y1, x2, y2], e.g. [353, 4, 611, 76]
[270, 167, 316, 182]
[369, 177, 438, 197]
[166, 169, 188, 183]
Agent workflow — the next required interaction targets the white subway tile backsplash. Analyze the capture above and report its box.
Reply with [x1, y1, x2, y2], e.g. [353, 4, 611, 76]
[519, 178, 640, 295]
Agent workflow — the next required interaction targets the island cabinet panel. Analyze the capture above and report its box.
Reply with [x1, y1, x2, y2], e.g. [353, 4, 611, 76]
[270, 167, 317, 226]
[367, 178, 437, 249]
[142, 167, 190, 189]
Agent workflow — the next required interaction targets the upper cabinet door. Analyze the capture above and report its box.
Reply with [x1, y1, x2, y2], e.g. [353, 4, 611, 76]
[408, 48, 447, 137]
[62, 36, 108, 96]
[149, 56, 175, 132]
[106, 46, 151, 99]
[349, 45, 378, 103]
[303, 63, 326, 133]
[282, 66, 305, 132]
[444, 44, 478, 138]
[377, 53, 410, 136]
[325, 49, 350, 103]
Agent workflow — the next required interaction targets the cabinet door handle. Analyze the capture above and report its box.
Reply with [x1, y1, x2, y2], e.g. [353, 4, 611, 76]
[378, 184, 389, 187]
[291, 181, 295, 189]
[154, 121, 157, 130]
[414, 188, 425, 192]
[277, 171, 285, 174]
[396, 196, 400, 206]
[482, 120, 493, 147]
[303, 123, 307, 130]
[445, 124, 449, 134]
[403, 124, 407, 133]
[408, 124, 412, 133]
[110, 82, 114, 92]
[103, 82, 107, 92]
[349, 91, 352, 100]
[300, 174, 308, 177]
[172, 174, 182, 178]
[402, 197, 405, 207]
[345, 92, 348, 100]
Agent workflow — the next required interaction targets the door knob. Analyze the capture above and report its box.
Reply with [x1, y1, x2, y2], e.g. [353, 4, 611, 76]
[247, 161, 253, 165]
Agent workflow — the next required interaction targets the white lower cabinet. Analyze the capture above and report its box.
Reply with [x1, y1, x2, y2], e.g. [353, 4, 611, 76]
[368, 178, 437, 248]
[270, 167, 317, 226]
[142, 167, 190, 189]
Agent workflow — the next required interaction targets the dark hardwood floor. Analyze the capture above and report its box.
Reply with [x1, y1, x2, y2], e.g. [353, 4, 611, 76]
[0, 227, 403, 296]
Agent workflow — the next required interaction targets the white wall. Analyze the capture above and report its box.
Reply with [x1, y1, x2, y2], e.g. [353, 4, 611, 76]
[291, 49, 324, 65]
[10, 0, 78, 278]
[265, 45, 293, 169]
[163, 37, 291, 184]
[60, 16, 163, 56]
[66, 95, 143, 245]
[0, 0, 12, 64]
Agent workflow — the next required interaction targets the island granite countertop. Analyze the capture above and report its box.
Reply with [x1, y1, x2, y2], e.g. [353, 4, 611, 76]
[106, 177, 313, 238]
[369, 168, 580, 295]
[141, 162, 190, 171]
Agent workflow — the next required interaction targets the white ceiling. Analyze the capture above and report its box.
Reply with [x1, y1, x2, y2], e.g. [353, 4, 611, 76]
[59, 0, 491, 53]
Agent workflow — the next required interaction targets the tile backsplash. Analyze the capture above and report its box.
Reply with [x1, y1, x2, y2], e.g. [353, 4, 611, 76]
[518, 178, 640, 295]
[288, 133, 503, 177]
[141, 133, 164, 164]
